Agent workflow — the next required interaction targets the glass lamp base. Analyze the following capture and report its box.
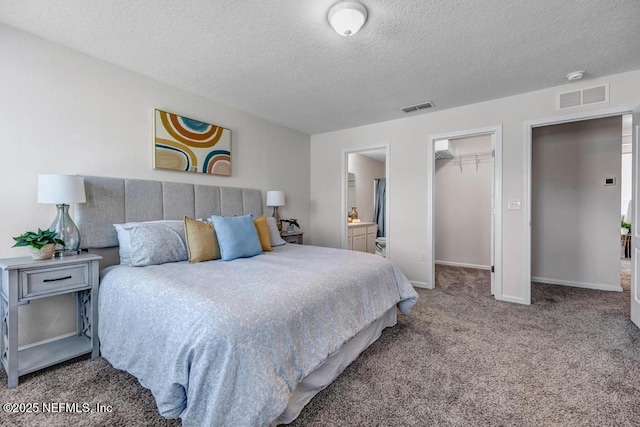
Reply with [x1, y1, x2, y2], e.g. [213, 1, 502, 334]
[53, 248, 81, 258]
[50, 204, 82, 256]
[272, 206, 282, 231]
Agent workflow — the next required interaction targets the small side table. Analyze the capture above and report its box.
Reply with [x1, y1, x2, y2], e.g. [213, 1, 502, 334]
[281, 230, 304, 245]
[0, 253, 101, 388]
[621, 234, 631, 259]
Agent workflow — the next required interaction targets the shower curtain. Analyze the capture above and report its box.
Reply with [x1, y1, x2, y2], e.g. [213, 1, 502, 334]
[374, 178, 386, 237]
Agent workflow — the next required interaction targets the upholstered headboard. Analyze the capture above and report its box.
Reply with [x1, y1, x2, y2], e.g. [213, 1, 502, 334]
[75, 176, 263, 266]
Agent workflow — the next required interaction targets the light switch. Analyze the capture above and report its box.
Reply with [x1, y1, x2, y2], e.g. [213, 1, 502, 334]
[508, 199, 522, 210]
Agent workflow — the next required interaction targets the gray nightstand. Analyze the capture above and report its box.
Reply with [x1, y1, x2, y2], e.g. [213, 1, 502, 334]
[0, 253, 101, 388]
[281, 230, 304, 244]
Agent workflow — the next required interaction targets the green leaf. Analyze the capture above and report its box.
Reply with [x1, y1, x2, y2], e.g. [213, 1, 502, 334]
[11, 228, 64, 249]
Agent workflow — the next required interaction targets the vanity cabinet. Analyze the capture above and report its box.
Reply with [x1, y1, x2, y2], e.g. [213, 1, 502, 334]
[347, 223, 377, 254]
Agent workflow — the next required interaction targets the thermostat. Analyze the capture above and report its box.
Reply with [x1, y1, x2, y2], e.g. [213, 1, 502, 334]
[603, 177, 616, 186]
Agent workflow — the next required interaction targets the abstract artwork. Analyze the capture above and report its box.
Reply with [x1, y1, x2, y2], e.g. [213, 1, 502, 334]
[153, 109, 232, 176]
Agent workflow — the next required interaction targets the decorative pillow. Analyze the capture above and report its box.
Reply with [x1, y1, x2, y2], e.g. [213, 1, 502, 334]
[266, 216, 287, 247]
[211, 214, 262, 261]
[184, 216, 221, 263]
[253, 216, 272, 252]
[114, 220, 185, 265]
[125, 222, 188, 267]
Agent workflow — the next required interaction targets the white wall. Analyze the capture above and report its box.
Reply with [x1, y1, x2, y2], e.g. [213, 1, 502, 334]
[532, 117, 622, 289]
[0, 25, 310, 346]
[435, 135, 492, 268]
[347, 153, 385, 223]
[622, 153, 632, 215]
[309, 68, 640, 299]
[621, 114, 633, 217]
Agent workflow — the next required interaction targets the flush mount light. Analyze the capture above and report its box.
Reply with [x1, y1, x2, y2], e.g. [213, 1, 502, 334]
[328, 1, 368, 37]
[566, 70, 585, 81]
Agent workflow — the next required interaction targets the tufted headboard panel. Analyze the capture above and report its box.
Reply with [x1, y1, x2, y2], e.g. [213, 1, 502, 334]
[76, 176, 264, 250]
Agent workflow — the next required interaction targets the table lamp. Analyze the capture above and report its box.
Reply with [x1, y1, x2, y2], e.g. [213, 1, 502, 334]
[266, 191, 285, 231]
[37, 174, 86, 257]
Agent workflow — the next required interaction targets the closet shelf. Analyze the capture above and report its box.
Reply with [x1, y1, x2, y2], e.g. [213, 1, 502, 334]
[438, 151, 493, 171]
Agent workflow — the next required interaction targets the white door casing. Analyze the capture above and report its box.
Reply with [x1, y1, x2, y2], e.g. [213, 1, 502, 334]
[631, 105, 640, 328]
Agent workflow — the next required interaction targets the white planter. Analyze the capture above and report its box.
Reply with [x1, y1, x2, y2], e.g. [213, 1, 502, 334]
[30, 243, 55, 260]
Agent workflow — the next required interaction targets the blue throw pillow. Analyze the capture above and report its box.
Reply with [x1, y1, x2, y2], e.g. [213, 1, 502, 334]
[210, 214, 263, 261]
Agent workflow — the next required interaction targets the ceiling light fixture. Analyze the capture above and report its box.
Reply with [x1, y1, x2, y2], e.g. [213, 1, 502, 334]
[328, 1, 368, 37]
[566, 70, 585, 81]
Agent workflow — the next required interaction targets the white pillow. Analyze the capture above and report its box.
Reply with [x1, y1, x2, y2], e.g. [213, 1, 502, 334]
[114, 220, 184, 265]
[266, 216, 287, 247]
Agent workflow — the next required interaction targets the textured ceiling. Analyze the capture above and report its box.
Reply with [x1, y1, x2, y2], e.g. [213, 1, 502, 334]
[1, 0, 639, 134]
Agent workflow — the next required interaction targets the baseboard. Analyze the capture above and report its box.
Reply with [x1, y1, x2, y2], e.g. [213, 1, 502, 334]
[496, 294, 530, 305]
[435, 260, 490, 270]
[410, 281, 431, 289]
[532, 276, 623, 292]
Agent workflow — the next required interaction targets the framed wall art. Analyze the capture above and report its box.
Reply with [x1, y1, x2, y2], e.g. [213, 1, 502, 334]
[153, 109, 232, 176]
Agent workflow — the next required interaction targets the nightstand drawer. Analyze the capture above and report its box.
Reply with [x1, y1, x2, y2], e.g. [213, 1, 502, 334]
[20, 264, 89, 299]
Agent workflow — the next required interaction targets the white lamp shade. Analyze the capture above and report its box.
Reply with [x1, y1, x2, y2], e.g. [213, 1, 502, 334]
[266, 191, 285, 207]
[37, 174, 86, 204]
[328, 1, 368, 37]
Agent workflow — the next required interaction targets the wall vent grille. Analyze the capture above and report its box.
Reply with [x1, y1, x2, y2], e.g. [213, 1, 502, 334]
[559, 90, 581, 109]
[401, 101, 434, 113]
[557, 84, 609, 110]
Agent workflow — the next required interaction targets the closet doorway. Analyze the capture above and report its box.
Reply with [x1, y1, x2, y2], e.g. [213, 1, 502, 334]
[427, 126, 503, 298]
[342, 146, 389, 258]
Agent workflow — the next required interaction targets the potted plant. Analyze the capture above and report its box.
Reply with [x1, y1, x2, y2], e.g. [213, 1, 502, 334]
[621, 220, 632, 235]
[281, 219, 300, 233]
[12, 228, 64, 260]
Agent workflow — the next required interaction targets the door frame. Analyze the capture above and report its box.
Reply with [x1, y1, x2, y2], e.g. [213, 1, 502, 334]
[427, 125, 503, 298]
[523, 106, 634, 305]
[341, 144, 390, 258]
[631, 105, 640, 328]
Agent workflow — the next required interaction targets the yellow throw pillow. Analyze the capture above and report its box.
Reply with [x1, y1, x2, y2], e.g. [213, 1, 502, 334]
[254, 216, 272, 252]
[183, 216, 221, 263]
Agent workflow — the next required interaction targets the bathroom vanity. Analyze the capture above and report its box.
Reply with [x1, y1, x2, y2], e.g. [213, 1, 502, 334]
[347, 222, 377, 253]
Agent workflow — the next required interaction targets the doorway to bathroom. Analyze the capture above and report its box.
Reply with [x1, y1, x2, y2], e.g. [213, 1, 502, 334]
[342, 146, 389, 259]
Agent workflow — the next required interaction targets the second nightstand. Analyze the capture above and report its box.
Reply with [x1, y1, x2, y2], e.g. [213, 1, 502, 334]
[0, 253, 101, 388]
[281, 230, 304, 244]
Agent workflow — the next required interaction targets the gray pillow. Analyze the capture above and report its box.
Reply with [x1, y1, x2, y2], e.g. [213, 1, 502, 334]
[125, 222, 188, 266]
[114, 219, 184, 265]
[266, 216, 287, 247]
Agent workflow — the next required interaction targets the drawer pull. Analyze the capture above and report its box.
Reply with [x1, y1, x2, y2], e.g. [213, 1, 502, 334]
[43, 276, 72, 283]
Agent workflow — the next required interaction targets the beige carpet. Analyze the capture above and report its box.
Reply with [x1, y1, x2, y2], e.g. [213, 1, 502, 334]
[1, 265, 639, 426]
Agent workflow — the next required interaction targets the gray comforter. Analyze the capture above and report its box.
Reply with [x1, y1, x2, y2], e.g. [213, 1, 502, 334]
[99, 244, 418, 426]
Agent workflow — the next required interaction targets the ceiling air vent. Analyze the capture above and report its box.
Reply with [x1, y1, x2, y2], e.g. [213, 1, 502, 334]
[557, 83, 609, 110]
[400, 101, 434, 113]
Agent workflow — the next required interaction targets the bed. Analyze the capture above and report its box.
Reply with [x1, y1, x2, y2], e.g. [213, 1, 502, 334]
[76, 176, 418, 426]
